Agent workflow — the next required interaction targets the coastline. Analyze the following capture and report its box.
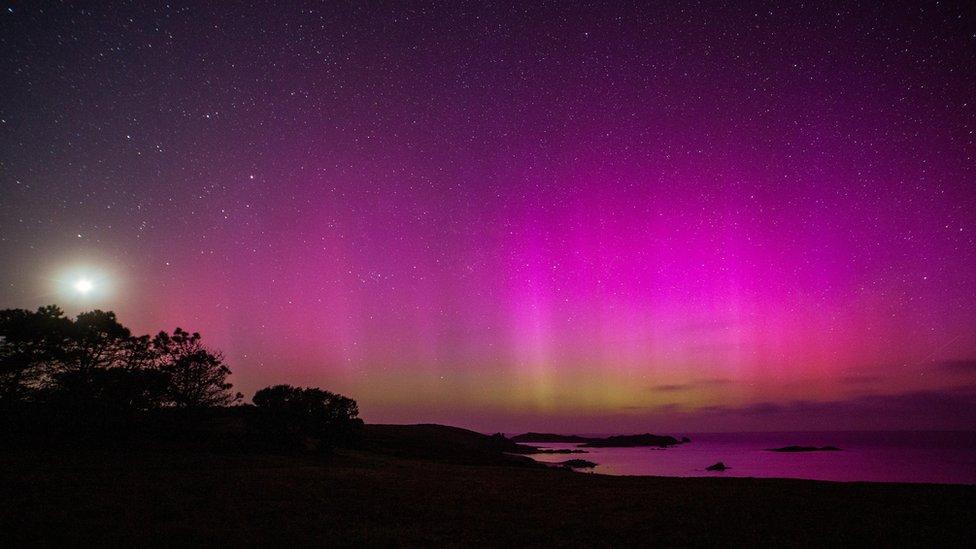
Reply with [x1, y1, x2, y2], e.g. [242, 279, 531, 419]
[522, 430, 976, 485]
[1, 424, 973, 546]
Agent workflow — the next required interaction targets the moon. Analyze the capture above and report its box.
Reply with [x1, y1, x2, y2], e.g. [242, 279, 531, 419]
[73, 278, 94, 294]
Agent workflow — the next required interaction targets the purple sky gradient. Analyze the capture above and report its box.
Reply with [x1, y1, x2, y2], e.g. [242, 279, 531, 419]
[1, 2, 975, 431]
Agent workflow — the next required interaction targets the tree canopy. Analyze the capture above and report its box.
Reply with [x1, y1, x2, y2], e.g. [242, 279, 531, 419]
[2, 305, 361, 453]
[0, 305, 239, 411]
[253, 384, 362, 449]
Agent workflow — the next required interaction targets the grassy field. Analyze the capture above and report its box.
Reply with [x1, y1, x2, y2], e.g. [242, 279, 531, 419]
[1, 424, 973, 547]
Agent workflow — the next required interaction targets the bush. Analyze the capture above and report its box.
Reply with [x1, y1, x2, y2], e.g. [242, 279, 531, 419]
[252, 384, 363, 451]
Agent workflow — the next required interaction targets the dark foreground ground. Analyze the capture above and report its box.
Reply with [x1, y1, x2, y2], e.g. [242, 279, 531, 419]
[1, 424, 973, 547]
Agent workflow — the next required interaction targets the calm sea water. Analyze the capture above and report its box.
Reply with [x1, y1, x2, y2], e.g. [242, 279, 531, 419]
[524, 431, 976, 485]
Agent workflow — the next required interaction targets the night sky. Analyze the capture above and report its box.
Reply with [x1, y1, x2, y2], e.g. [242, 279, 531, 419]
[2, 2, 975, 432]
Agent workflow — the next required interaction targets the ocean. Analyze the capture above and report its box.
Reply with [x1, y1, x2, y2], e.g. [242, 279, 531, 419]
[523, 431, 976, 485]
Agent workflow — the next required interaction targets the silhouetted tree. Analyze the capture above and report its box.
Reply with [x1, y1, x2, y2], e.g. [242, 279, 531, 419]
[1, 304, 370, 453]
[1, 305, 245, 433]
[49, 368, 170, 414]
[252, 384, 362, 450]
[44, 310, 157, 409]
[0, 306, 72, 405]
[152, 328, 242, 408]
[62, 310, 149, 372]
[1, 306, 170, 439]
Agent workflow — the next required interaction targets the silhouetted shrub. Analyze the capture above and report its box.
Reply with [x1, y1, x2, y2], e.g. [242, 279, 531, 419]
[252, 384, 363, 451]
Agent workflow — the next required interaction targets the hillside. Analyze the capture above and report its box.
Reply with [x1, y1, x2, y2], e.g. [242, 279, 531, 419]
[358, 423, 540, 465]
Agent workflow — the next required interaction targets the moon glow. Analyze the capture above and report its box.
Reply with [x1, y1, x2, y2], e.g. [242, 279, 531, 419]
[73, 279, 94, 294]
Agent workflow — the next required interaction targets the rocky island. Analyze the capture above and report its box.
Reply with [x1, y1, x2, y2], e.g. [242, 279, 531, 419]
[768, 446, 842, 452]
[510, 433, 595, 443]
[559, 459, 598, 469]
[580, 434, 683, 448]
[511, 432, 688, 448]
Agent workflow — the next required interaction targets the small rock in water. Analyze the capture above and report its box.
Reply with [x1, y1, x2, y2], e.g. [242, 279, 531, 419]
[706, 462, 729, 471]
[560, 459, 598, 469]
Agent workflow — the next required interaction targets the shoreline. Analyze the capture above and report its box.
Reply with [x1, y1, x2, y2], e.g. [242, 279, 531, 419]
[2, 424, 974, 545]
[518, 430, 976, 485]
[2, 445, 973, 546]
